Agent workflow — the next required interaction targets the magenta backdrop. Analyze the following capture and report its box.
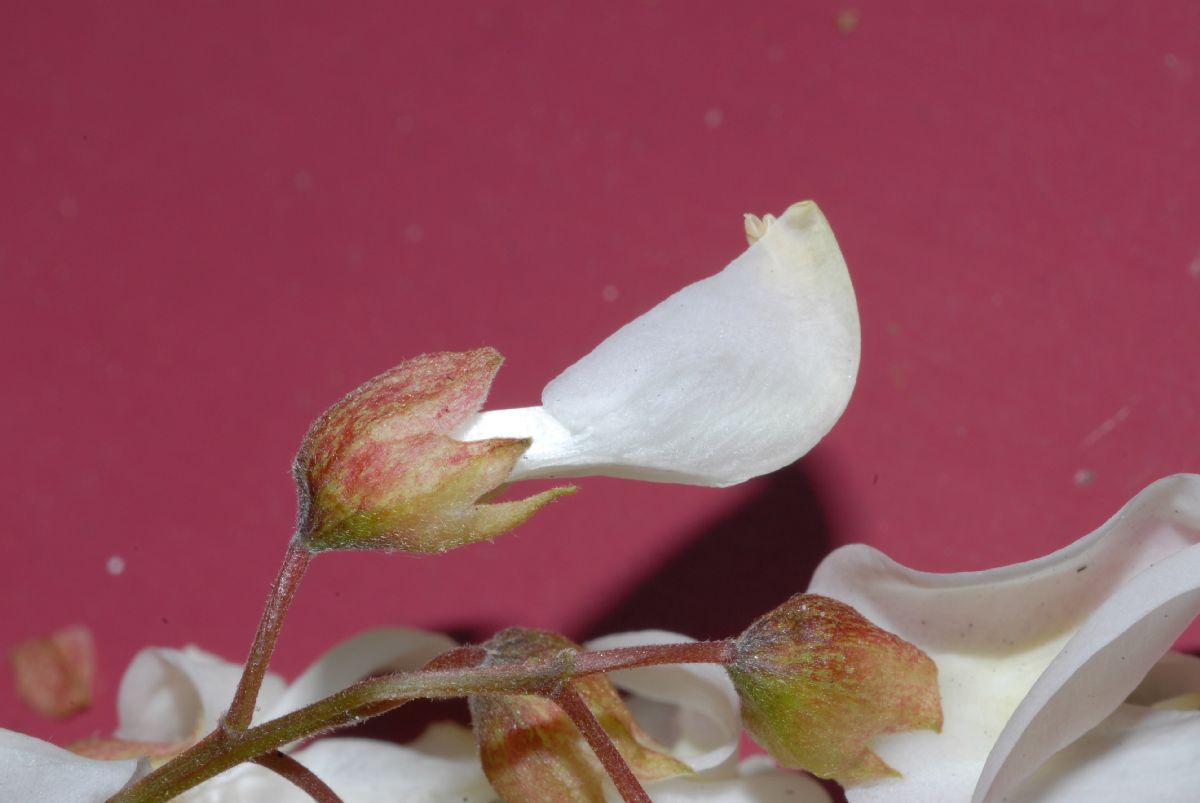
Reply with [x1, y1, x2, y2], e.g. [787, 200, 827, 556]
[3, 2, 1198, 747]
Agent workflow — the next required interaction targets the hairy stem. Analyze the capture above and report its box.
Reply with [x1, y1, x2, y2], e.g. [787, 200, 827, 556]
[554, 683, 650, 803]
[110, 660, 567, 803]
[225, 539, 312, 731]
[573, 640, 736, 675]
[110, 639, 737, 802]
[253, 750, 344, 803]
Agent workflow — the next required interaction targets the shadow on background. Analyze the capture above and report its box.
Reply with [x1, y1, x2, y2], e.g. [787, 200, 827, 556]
[343, 462, 848, 799]
[581, 462, 837, 642]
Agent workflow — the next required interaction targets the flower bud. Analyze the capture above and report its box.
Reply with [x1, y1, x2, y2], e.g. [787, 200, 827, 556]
[294, 348, 573, 553]
[470, 628, 689, 802]
[728, 594, 942, 785]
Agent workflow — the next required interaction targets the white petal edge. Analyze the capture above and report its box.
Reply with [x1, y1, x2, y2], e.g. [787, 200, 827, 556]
[807, 473, 1200, 803]
[1007, 705, 1200, 803]
[585, 630, 742, 773]
[458, 201, 860, 487]
[116, 645, 286, 741]
[0, 730, 139, 803]
[644, 756, 833, 803]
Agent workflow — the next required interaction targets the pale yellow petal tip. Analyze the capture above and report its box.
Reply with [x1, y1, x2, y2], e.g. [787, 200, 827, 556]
[1152, 692, 1200, 711]
[743, 212, 778, 244]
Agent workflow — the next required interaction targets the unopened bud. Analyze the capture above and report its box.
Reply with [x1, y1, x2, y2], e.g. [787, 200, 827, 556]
[294, 349, 573, 553]
[471, 628, 689, 802]
[729, 594, 942, 785]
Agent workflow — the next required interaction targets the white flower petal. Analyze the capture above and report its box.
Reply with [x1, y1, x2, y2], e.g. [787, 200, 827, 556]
[585, 630, 741, 773]
[1128, 651, 1200, 705]
[270, 627, 457, 718]
[459, 201, 859, 486]
[115, 645, 286, 741]
[807, 474, 1200, 803]
[0, 729, 139, 803]
[1008, 706, 1200, 803]
[645, 756, 833, 802]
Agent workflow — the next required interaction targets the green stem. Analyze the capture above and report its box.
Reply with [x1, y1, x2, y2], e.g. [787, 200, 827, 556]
[225, 539, 312, 731]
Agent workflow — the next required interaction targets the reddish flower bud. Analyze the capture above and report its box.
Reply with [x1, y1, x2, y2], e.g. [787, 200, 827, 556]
[471, 628, 690, 802]
[294, 349, 573, 553]
[729, 594, 942, 785]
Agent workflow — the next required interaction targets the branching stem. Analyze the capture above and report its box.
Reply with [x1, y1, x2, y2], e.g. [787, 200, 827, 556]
[109, 639, 736, 803]
[253, 751, 344, 803]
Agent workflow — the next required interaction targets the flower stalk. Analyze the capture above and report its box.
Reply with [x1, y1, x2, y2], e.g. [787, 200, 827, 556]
[551, 683, 651, 803]
[224, 539, 313, 732]
[109, 641, 739, 803]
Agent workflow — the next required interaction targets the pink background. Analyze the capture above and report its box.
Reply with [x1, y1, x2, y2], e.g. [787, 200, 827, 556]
[3, 1, 1198, 748]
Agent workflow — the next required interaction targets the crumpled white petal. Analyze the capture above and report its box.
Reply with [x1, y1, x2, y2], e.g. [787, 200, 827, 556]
[116, 645, 287, 741]
[0, 730, 139, 803]
[457, 201, 860, 486]
[807, 473, 1200, 803]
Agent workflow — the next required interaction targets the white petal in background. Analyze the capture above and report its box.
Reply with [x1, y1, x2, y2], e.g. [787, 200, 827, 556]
[458, 201, 860, 487]
[0, 730, 138, 803]
[116, 646, 287, 741]
[808, 474, 1200, 803]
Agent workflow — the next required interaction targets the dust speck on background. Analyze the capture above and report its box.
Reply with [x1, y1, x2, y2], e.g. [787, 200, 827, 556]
[106, 555, 126, 576]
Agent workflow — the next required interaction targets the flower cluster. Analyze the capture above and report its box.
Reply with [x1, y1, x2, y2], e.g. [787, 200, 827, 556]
[4, 201, 1197, 802]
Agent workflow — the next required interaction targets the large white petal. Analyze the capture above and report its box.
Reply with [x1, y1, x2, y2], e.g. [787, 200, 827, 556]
[585, 630, 742, 773]
[807, 474, 1200, 803]
[458, 201, 859, 486]
[0, 730, 139, 803]
[1007, 705, 1200, 803]
[115, 645, 286, 741]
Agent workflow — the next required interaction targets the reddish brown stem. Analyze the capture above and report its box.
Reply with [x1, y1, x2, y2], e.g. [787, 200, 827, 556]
[554, 683, 651, 803]
[573, 640, 736, 676]
[225, 539, 313, 730]
[253, 750, 344, 803]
